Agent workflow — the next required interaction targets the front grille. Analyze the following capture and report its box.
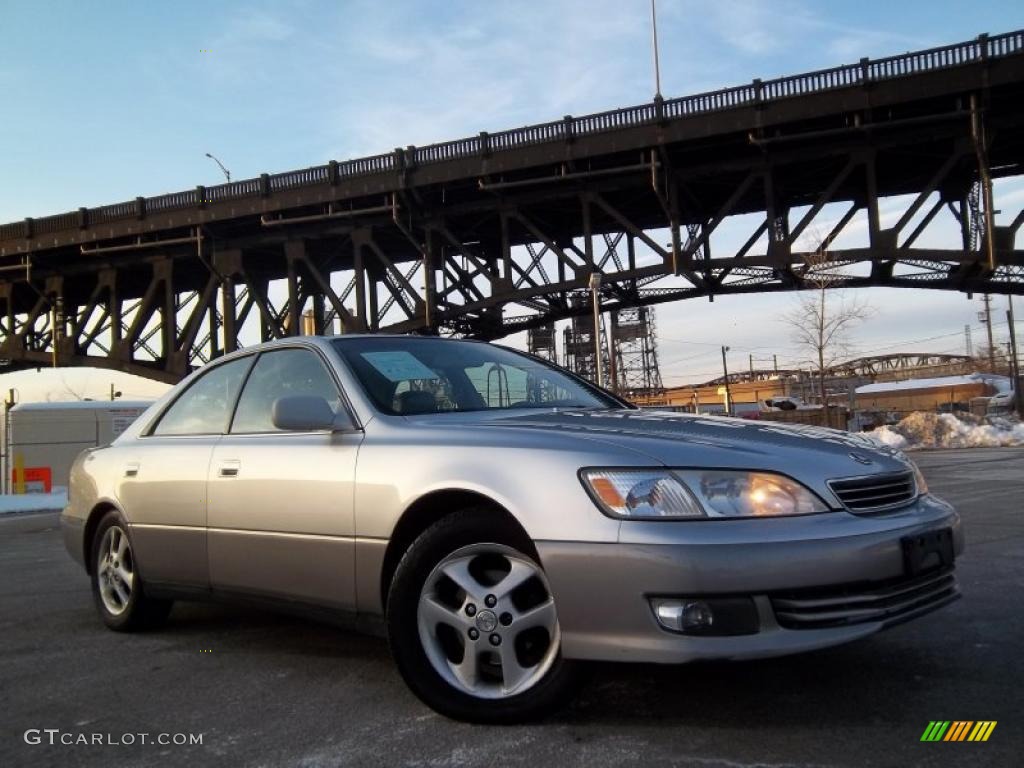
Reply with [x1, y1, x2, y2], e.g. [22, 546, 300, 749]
[771, 567, 958, 630]
[828, 470, 917, 513]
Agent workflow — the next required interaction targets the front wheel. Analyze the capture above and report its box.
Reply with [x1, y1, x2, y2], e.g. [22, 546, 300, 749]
[387, 509, 581, 723]
[90, 511, 173, 631]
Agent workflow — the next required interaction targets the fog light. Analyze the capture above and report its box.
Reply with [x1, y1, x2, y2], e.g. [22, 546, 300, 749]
[654, 600, 714, 631]
[651, 597, 760, 636]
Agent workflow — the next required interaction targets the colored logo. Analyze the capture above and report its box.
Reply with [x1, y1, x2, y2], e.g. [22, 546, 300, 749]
[920, 721, 997, 742]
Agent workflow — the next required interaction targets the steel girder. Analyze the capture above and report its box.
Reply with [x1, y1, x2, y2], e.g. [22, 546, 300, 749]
[2, 41, 1024, 381]
[1, 135, 1023, 382]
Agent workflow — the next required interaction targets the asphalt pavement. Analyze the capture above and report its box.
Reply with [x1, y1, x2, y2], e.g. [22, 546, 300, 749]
[1, 448, 1022, 767]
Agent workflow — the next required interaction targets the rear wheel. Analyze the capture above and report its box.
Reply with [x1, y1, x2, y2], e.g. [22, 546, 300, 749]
[90, 511, 172, 631]
[387, 508, 581, 722]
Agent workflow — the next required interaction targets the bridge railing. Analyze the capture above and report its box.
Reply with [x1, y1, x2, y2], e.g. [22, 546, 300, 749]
[147, 189, 198, 213]
[93, 201, 136, 224]
[5, 30, 1023, 242]
[34, 211, 79, 235]
[208, 178, 260, 202]
[269, 166, 329, 191]
[339, 152, 393, 176]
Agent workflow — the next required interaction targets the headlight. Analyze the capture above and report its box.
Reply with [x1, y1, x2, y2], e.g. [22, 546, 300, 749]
[677, 470, 828, 518]
[581, 469, 828, 520]
[580, 470, 704, 519]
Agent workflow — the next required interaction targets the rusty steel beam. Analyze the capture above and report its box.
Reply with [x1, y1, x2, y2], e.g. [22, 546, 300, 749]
[1, 32, 1024, 380]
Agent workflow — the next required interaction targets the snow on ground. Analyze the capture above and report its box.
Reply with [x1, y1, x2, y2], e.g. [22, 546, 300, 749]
[0, 487, 67, 514]
[868, 412, 1024, 451]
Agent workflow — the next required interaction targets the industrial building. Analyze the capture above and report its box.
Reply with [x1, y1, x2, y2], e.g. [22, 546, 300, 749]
[629, 353, 1012, 421]
[4, 401, 151, 494]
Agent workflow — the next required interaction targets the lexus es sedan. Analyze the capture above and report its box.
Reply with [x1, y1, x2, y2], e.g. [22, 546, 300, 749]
[62, 335, 962, 722]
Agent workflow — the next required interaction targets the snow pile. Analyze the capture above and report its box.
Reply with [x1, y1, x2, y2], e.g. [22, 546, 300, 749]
[0, 487, 67, 515]
[869, 412, 1024, 451]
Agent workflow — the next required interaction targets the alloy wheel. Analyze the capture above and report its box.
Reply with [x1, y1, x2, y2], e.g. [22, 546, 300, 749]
[97, 525, 134, 616]
[416, 543, 560, 699]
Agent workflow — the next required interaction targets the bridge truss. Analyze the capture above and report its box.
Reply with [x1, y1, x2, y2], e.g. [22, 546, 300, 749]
[1, 32, 1024, 381]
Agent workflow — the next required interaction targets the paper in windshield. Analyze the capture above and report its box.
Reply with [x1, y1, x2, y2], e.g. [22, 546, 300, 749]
[360, 351, 440, 382]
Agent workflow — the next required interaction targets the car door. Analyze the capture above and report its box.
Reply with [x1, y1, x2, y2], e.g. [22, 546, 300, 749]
[120, 354, 253, 589]
[207, 345, 362, 610]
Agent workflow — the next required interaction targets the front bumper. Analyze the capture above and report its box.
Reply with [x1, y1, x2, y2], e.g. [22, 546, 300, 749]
[537, 493, 962, 663]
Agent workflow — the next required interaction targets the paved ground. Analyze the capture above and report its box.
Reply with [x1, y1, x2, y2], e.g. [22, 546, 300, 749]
[1, 448, 1022, 767]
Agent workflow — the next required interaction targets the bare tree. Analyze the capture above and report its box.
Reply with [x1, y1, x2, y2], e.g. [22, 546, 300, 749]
[782, 236, 871, 409]
[973, 343, 1010, 375]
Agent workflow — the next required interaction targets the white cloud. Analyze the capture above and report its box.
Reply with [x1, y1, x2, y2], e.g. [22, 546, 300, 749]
[217, 9, 295, 44]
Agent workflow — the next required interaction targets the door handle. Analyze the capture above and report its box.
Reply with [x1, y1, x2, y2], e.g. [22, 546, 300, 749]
[124, 462, 140, 478]
[218, 459, 241, 478]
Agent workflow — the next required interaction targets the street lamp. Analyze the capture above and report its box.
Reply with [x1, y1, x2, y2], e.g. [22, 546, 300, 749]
[650, 0, 663, 101]
[589, 272, 604, 388]
[205, 152, 231, 183]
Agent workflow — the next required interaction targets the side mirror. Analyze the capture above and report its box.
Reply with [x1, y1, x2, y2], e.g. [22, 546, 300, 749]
[271, 395, 356, 432]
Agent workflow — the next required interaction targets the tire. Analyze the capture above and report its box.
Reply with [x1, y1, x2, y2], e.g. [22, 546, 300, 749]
[90, 510, 173, 632]
[386, 507, 581, 723]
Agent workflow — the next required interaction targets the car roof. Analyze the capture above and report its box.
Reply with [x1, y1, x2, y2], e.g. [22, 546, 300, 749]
[251, 334, 483, 350]
[202, 334, 486, 366]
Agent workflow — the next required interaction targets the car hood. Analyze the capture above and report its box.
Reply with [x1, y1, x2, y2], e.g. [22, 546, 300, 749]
[474, 408, 912, 482]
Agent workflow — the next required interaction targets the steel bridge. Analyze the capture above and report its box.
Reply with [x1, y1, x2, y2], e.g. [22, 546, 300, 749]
[3, 31, 1024, 382]
[825, 353, 976, 378]
[698, 353, 977, 386]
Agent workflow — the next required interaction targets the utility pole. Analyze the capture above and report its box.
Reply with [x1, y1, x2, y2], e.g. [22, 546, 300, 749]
[109, 383, 122, 401]
[51, 296, 63, 368]
[607, 314, 618, 394]
[773, 354, 779, 375]
[749, 354, 754, 377]
[964, 324, 973, 357]
[589, 273, 604, 388]
[1009, 297, 1024, 418]
[721, 346, 733, 416]
[3, 388, 16, 494]
[980, 294, 996, 372]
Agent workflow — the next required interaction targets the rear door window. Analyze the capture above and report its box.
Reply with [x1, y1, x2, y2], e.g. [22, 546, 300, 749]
[152, 356, 252, 435]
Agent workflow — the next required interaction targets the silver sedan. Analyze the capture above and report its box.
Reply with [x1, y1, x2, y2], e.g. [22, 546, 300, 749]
[62, 335, 962, 722]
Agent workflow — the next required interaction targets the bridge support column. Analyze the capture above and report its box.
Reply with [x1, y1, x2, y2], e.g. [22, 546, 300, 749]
[351, 230, 369, 333]
[157, 259, 175, 370]
[214, 249, 243, 354]
[0, 283, 13, 358]
[863, 151, 882, 247]
[284, 240, 305, 336]
[423, 227, 438, 332]
[971, 92, 998, 271]
[90, 269, 121, 360]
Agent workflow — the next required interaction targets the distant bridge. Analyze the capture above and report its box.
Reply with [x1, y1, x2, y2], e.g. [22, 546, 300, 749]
[2, 31, 1024, 381]
[825, 353, 976, 379]
[699, 353, 977, 386]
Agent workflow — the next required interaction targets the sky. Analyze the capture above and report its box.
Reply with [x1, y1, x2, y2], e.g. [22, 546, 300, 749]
[1, 0, 1023, 400]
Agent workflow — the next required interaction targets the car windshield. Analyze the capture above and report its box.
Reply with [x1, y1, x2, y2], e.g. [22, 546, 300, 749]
[332, 337, 620, 415]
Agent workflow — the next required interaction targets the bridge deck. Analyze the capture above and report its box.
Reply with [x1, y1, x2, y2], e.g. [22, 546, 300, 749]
[3, 30, 1023, 255]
